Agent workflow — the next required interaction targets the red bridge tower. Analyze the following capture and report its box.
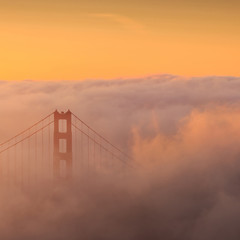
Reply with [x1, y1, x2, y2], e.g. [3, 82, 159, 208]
[53, 110, 72, 179]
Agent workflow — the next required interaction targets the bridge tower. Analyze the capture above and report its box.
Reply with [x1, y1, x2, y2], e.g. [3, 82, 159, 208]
[53, 110, 72, 179]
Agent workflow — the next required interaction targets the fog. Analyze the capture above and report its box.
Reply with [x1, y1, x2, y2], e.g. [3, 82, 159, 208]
[1, 75, 240, 239]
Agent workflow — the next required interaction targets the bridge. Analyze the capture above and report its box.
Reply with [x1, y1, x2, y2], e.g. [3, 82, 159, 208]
[0, 110, 134, 188]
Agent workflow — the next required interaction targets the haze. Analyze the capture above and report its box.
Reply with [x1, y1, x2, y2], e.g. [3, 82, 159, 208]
[1, 76, 240, 239]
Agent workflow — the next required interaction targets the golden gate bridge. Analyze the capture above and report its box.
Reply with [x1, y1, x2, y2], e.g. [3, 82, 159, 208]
[0, 110, 134, 188]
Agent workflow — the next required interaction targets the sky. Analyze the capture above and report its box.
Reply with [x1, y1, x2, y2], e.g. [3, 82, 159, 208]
[0, 0, 240, 80]
[1, 1, 240, 238]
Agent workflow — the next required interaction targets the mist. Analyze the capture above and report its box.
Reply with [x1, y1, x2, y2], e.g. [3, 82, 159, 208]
[1, 75, 240, 239]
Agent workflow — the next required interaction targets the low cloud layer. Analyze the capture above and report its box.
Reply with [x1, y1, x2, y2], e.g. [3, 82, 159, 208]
[1, 75, 240, 146]
[1, 75, 240, 239]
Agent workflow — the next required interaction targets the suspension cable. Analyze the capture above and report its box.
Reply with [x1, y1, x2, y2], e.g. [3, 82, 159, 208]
[0, 112, 53, 147]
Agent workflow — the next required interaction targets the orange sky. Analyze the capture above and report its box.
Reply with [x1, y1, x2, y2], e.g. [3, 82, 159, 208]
[0, 0, 239, 80]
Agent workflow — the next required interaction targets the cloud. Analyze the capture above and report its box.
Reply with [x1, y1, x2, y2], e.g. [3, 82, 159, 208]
[87, 13, 145, 32]
[1, 75, 240, 239]
[1, 75, 240, 146]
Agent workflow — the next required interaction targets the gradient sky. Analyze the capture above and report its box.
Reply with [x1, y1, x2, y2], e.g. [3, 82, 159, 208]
[0, 0, 239, 80]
